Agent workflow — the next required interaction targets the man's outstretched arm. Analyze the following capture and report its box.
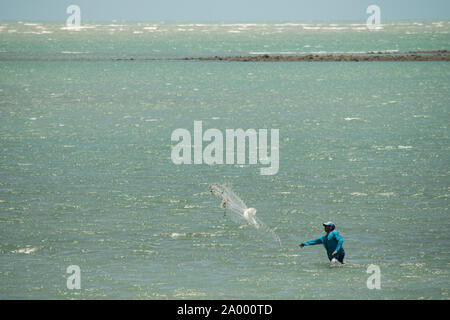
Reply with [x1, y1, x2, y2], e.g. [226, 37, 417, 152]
[299, 237, 323, 247]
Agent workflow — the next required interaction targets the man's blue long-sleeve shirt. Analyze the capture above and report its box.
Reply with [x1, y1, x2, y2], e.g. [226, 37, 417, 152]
[301, 230, 345, 260]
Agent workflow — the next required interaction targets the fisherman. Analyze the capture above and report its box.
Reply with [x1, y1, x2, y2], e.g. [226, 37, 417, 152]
[299, 221, 345, 264]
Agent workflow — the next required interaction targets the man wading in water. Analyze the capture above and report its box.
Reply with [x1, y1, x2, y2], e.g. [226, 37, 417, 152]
[299, 221, 345, 264]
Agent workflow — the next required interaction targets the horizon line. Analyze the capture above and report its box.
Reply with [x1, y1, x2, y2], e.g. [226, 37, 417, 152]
[1, 18, 450, 23]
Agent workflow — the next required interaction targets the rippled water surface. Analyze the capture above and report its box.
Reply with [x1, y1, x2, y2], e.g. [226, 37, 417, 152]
[0, 21, 449, 299]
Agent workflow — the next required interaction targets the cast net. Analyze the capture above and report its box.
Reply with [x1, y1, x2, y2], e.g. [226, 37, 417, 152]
[209, 184, 281, 247]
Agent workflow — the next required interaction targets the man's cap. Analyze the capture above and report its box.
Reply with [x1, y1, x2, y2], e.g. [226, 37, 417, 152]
[323, 221, 336, 229]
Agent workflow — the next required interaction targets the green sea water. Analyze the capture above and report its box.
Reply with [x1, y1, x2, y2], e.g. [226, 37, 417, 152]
[0, 21, 449, 299]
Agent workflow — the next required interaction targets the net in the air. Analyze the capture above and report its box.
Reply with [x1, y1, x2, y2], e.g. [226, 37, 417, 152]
[209, 184, 282, 247]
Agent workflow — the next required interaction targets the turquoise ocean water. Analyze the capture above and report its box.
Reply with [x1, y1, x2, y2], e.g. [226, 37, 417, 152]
[0, 21, 449, 299]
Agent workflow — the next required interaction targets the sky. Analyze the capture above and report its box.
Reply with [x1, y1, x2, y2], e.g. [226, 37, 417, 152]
[0, 0, 449, 22]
